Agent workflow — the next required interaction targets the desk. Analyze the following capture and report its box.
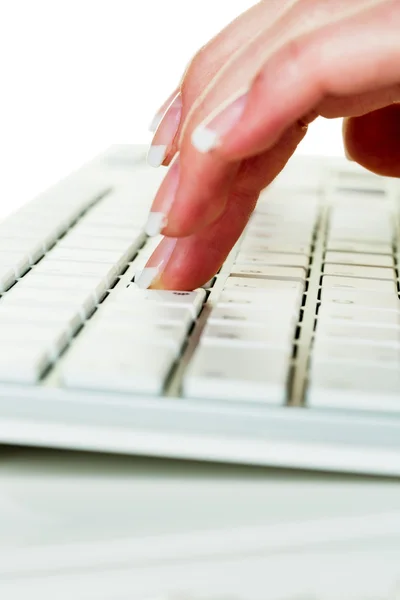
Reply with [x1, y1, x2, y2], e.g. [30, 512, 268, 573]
[0, 448, 399, 599]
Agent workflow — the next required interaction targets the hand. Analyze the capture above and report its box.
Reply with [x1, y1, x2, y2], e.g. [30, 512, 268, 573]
[139, 0, 400, 291]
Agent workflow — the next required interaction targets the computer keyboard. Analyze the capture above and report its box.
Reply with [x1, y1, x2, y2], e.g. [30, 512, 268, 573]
[0, 145, 399, 476]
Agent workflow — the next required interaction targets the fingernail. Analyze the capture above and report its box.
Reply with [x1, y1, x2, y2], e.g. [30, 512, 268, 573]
[135, 237, 178, 289]
[147, 92, 182, 168]
[145, 155, 180, 236]
[191, 90, 248, 153]
[148, 88, 180, 133]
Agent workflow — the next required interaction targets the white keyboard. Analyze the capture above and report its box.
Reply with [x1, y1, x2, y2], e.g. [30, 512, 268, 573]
[0, 145, 399, 477]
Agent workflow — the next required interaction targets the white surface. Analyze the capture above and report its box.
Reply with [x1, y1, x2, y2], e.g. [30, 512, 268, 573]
[0, 448, 399, 598]
[0, 0, 344, 223]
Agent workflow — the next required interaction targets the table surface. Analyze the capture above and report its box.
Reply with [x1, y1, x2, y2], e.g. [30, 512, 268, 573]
[0, 446, 399, 599]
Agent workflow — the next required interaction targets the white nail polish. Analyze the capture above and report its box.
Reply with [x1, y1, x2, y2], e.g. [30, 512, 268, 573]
[191, 89, 248, 154]
[135, 267, 159, 289]
[145, 212, 167, 237]
[191, 127, 219, 153]
[147, 145, 167, 168]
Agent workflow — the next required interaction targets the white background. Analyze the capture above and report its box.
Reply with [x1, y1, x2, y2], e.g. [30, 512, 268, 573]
[0, 0, 344, 221]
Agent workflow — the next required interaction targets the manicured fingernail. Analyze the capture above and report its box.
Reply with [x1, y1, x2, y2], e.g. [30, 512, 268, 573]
[191, 90, 248, 153]
[148, 88, 180, 133]
[147, 92, 182, 168]
[144, 155, 180, 236]
[135, 237, 178, 289]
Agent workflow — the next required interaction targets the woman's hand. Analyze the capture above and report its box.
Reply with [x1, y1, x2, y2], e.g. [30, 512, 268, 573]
[138, 0, 400, 291]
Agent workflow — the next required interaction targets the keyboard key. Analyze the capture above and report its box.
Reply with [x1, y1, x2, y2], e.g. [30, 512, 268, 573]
[235, 252, 309, 269]
[46, 247, 134, 268]
[209, 306, 298, 328]
[323, 264, 395, 281]
[111, 286, 207, 317]
[0, 264, 15, 293]
[100, 302, 193, 329]
[0, 252, 30, 277]
[217, 288, 303, 312]
[320, 288, 400, 310]
[321, 275, 396, 293]
[62, 344, 176, 395]
[317, 304, 400, 327]
[324, 252, 394, 268]
[315, 321, 400, 346]
[184, 346, 289, 403]
[326, 241, 393, 255]
[203, 322, 294, 349]
[1, 286, 96, 317]
[312, 339, 400, 366]
[83, 320, 188, 352]
[0, 323, 69, 355]
[0, 305, 82, 334]
[224, 276, 305, 293]
[230, 265, 306, 282]
[0, 343, 51, 384]
[240, 241, 311, 255]
[18, 273, 108, 301]
[309, 362, 400, 412]
[33, 260, 118, 285]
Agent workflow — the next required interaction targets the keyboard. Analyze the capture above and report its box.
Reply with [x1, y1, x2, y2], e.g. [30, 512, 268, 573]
[0, 145, 399, 477]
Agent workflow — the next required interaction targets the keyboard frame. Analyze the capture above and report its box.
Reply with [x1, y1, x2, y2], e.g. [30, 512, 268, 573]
[0, 145, 399, 477]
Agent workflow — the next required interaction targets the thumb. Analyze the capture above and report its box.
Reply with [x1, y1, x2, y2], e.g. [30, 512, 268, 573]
[343, 104, 400, 178]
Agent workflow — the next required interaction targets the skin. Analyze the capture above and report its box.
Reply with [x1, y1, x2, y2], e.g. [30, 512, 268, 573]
[146, 0, 400, 290]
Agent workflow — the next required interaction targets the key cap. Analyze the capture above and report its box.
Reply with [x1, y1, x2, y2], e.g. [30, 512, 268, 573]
[0, 253, 30, 277]
[309, 362, 400, 411]
[111, 286, 207, 318]
[240, 241, 311, 255]
[0, 286, 96, 316]
[217, 288, 303, 312]
[46, 247, 133, 267]
[18, 273, 108, 301]
[71, 223, 143, 241]
[224, 276, 305, 292]
[0, 342, 51, 384]
[0, 323, 69, 355]
[315, 321, 400, 346]
[325, 240, 393, 255]
[320, 288, 400, 310]
[62, 344, 176, 395]
[324, 252, 394, 268]
[99, 302, 193, 330]
[33, 260, 118, 284]
[0, 305, 82, 334]
[235, 252, 309, 269]
[57, 232, 144, 254]
[317, 304, 400, 327]
[0, 265, 15, 293]
[203, 322, 294, 349]
[82, 319, 189, 352]
[0, 239, 43, 263]
[209, 306, 298, 328]
[312, 339, 400, 366]
[323, 264, 395, 281]
[184, 345, 289, 403]
[321, 275, 396, 293]
[230, 264, 306, 282]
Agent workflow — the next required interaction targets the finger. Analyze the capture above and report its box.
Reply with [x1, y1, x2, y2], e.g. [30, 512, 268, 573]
[148, 86, 180, 132]
[344, 104, 400, 177]
[194, 0, 400, 160]
[151, 0, 293, 167]
[140, 123, 307, 290]
[156, 0, 377, 237]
